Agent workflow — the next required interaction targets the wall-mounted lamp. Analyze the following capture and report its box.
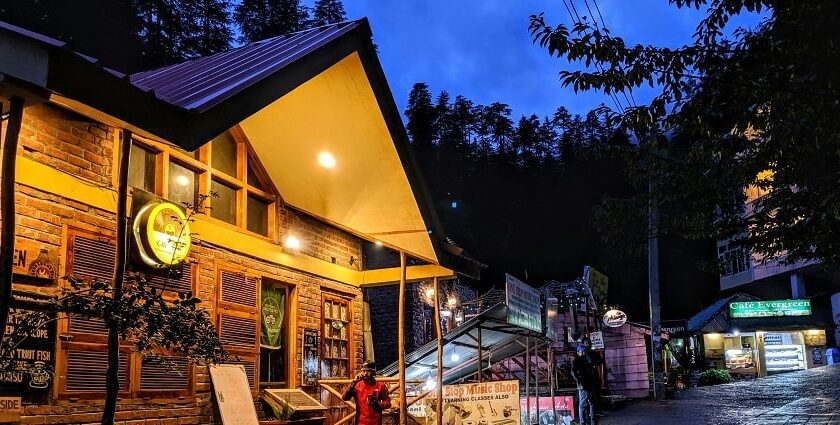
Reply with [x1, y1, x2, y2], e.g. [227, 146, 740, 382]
[284, 235, 301, 251]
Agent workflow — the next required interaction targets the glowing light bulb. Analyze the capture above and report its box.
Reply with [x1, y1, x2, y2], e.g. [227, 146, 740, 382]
[284, 235, 301, 250]
[318, 151, 336, 168]
[174, 174, 190, 186]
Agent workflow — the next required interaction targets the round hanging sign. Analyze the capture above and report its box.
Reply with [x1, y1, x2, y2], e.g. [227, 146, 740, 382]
[133, 202, 191, 267]
[602, 309, 628, 328]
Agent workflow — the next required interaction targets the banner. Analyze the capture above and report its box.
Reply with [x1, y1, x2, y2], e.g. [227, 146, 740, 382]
[260, 286, 285, 348]
[505, 274, 542, 333]
[520, 396, 575, 425]
[426, 380, 520, 425]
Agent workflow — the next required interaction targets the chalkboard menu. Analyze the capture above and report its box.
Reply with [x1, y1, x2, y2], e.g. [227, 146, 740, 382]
[0, 292, 56, 400]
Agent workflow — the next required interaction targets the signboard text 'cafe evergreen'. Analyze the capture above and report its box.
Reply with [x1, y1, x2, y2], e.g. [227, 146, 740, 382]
[729, 299, 811, 318]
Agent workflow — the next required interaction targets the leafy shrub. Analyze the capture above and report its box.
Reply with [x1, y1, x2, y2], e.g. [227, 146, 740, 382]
[697, 369, 734, 386]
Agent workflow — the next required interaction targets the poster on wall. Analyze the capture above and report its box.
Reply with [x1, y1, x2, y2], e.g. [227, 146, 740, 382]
[425, 380, 520, 425]
[520, 396, 575, 425]
[302, 329, 319, 386]
[0, 292, 56, 401]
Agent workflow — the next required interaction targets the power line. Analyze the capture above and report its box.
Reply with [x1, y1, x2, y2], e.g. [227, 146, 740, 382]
[560, 0, 626, 113]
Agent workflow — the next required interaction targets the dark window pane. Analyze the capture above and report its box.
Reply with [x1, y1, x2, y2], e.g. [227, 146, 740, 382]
[211, 179, 237, 225]
[247, 162, 267, 191]
[168, 162, 197, 208]
[247, 195, 269, 236]
[128, 144, 155, 192]
[211, 131, 237, 177]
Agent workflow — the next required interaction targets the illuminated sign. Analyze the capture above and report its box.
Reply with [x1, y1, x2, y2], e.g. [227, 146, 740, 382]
[505, 274, 542, 333]
[729, 299, 811, 318]
[133, 202, 191, 268]
[602, 309, 627, 328]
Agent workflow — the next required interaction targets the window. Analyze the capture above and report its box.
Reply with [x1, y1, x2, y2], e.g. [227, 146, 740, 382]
[59, 227, 194, 398]
[321, 295, 351, 378]
[129, 129, 276, 237]
[259, 278, 289, 385]
[168, 161, 199, 208]
[719, 243, 751, 277]
[247, 195, 270, 236]
[211, 131, 238, 177]
[128, 144, 156, 192]
[211, 179, 237, 225]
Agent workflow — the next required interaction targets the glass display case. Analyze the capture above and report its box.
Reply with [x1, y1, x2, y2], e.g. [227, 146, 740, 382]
[764, 344, 805, 373]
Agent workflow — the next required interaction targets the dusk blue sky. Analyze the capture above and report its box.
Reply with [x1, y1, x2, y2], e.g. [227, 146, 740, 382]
[340, 1, 763, 120]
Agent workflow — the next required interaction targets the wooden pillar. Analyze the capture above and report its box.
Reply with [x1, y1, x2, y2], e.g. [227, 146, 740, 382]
[398, 251, 407, 425]
[433, 277, 443, 425]
[0, 97, 23, 340]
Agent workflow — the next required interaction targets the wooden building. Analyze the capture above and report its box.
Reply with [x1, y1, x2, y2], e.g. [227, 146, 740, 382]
[0, 18, 468, 424]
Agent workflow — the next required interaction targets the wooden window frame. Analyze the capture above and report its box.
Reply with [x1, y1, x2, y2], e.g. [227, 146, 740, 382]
[258, 279, 291, 388]
[320, 293, 353, 379]
[58, 226, 196, 399]
[130, 127, 278, 240]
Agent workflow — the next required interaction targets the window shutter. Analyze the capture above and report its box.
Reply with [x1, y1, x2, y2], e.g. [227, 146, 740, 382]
[220, 271, 257, 307]
[70, 235, 115, 281]
[219, 315, 258, 347]
[216, 267, 260, 391]
[68, 234, 115, 337]
[65, 349, 128, 392]
[144, 263, 194, 294]
[140, 356, 191, 391]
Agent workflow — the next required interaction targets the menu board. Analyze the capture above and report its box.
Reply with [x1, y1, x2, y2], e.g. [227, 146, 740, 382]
[0, 292, 56, 400]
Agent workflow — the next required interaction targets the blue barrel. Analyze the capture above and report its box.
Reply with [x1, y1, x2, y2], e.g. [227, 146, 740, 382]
[827, 347, 840, 365]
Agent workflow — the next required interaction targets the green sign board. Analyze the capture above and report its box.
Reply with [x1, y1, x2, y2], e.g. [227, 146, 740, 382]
[729, 299, 811, 318]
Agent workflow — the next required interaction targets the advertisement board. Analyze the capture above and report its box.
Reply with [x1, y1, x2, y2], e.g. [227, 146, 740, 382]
[520, 396, 575, 425]
[0, 292, 56, 400]
[545, 297, 559, 341]
[505, 274, 542, 333]
[583, 265, 608, 310]
[730, 299, 811, 318]
[425, 380, 520, 425]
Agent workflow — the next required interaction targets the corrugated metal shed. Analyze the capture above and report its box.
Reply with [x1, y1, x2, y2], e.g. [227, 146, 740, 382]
[130, 20, 361, 112]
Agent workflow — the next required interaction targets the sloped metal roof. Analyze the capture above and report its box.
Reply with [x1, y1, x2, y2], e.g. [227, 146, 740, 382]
[380, 303, 546, 384]
[688, 293, 760, 332]
[130, 20, 361, 112]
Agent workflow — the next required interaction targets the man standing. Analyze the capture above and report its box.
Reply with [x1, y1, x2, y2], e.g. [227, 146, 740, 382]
[342, 360, 392, 425]
[571, 344, 601, 425]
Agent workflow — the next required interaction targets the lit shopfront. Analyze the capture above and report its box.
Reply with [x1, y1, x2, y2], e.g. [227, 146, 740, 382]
[690, 294, 832, 378]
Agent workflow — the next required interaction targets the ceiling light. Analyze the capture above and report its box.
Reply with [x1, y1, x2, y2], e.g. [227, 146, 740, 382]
[284, 235, 301, 250]
[318, 151, 336, 168]
[375, 240, 383, 246]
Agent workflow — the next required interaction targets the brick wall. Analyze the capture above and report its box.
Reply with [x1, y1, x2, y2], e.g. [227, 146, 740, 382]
[4, 102, 369, 424]
[278, 208, 363, 271]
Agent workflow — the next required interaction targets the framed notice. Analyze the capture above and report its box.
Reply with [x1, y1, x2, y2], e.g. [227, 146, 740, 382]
[302, 329, 319, 386]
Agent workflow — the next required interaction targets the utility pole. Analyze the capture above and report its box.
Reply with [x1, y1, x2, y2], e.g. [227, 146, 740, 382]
[649, 180, 665, 400]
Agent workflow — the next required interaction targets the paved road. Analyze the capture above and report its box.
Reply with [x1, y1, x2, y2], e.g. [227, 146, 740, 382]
[600, 364, 840, 425]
